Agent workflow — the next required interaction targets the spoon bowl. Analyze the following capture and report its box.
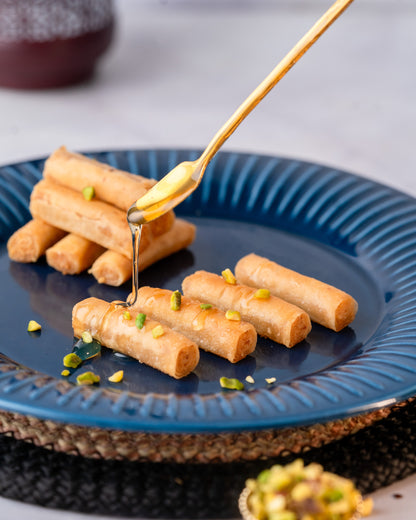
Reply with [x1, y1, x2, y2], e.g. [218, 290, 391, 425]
[127, 159, 204, 226]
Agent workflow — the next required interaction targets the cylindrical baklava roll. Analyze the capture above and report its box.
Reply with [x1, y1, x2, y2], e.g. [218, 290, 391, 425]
[44, 146, 155, 210]
[46, 234, 105, 275]
[182, 270, 311, 348]
[29, 179, 152, 259]
[89, 251, 131, 287]
[138, 219, 196, 271]
[7, 219, 66, 263]
[72, 297, 200, 379]
[43, 146, 175, 236]
[235, 253, 358, 332]
[132, 286, 257, 363]
[89, 219, 196, 286]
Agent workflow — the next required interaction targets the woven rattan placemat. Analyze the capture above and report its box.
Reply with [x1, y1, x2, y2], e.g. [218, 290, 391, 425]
[0, 404, 395, 463]
[0, 399, 415, 517]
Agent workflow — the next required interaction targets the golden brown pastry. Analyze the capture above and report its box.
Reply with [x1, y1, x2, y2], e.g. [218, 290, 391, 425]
[43, 146, 175, 237]
[89, 219, 196, 286]
[132, 286, 257, 363]
[29, 179, 150, 259]
[7, 219, 66, 263]
[235, 253, 358, 331]
[46, 234, 105, 275]
[182, 270, 311, 347]
[72, 297, 200, 379]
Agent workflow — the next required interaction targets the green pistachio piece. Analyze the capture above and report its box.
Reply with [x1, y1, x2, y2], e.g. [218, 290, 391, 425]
[152, 325, 164, 338]
[135, 313, 146, 329]
[76, 371, 100, 385]
[82, 186, 95, 201]
[254, 288, 270, 299]
[220, 376, 244, 391]
[170, 290, 182, 311]
[225, 310, 241, 321]
[323, 489, 344, 503]
[221, 268, 236, 284]
[81, 331, 93, 343]
[63, 353, 82, 368]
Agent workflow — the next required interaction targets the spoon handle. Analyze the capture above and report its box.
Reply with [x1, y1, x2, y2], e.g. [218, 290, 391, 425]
[199, 0, 355, 167]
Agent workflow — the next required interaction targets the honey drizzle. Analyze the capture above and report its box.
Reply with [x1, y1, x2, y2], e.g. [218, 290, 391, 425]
[126, 221, 142, 307]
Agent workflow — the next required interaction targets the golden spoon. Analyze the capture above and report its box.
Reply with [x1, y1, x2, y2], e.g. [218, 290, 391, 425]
[127, 0, 355, 226]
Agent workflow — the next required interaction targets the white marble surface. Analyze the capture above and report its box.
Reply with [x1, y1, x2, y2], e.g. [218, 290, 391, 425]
[0, 0, 415, 518]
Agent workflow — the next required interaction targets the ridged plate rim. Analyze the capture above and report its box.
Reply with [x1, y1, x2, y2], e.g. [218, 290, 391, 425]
[1, 148, 416, 433]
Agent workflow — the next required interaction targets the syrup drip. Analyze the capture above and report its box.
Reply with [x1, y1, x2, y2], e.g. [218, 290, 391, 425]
[126, 221, 142, 307]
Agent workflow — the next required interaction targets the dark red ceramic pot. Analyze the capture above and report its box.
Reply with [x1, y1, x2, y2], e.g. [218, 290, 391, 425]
[0, 0, 114, 89]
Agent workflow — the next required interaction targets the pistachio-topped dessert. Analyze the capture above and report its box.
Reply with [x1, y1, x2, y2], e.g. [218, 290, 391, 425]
[242, 460, 372, 520]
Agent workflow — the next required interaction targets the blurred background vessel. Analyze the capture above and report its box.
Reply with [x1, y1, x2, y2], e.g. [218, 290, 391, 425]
[0, 0, 114, 88]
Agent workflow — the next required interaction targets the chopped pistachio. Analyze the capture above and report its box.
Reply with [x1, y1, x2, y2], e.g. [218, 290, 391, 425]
[82, 186, 95, 201]
[170, 290, 182, 311]
[108, 370, 124, 383]
[152, 325, 164, 338]
[220, 376, 244, 391]
[254, 288, 270, 299]
[257, 469, 271, 484]
[123, 311, 132, 320]
[225, 310, 241, 321]
[135, 313, 146, 329]
[61, 369, 70, 377]
[81, 331, 93, 343]
[76, 371, 100, 385]
[63, 352, 82, 368]
[200, 303, 212, 310]
[27, 320, 41, 332]
[245, 375, 255, 384]
[323, 489, 344, 503]
[265, 377, 277, 384]
[221, 268, 236, 284]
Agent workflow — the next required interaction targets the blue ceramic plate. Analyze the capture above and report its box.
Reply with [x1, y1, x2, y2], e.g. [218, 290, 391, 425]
[1, 149, 416, 433]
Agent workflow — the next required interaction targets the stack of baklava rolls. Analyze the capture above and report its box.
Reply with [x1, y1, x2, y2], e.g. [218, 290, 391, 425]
[7, 146, 196, 286]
